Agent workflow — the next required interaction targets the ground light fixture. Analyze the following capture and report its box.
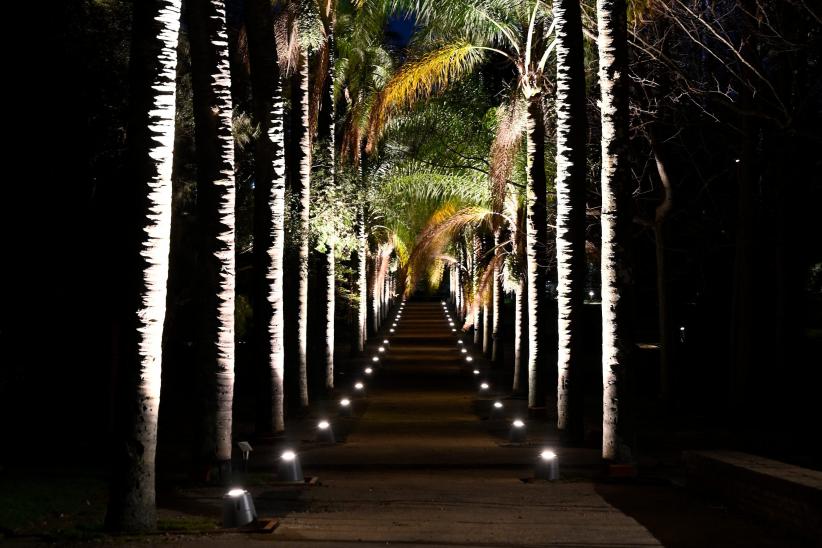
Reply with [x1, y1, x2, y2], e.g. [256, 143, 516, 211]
[354, 381, 365, 393]
[378, 346, 385, 352]
[222, 488, 257, 528]
[461, 348, 467, 354]
[277, 450, 304, 482]
[457, 340, 464, 345]
[372, 356, 380, 362]
[491, 400, 505, 419]
[316, 420, 336, 444]
[510, 419, 527, 443]
[535, 449, 559, 480]
[479, 382, 490, 394]
[390, 328, 395, 333]
[364, 367, 373, 375]
[451, 328, 457, 332]
[383, 339, 389, 345]
[466, 355, 474, 362]
[473, 369, 480, 375]
[339, 397, 352, 417]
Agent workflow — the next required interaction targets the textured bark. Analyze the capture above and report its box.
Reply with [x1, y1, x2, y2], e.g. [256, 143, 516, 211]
[356, 204, 367, 352]
[325, 242, 335, 391]
[472, 234, 482, 345]
[554, 0, 587, 443]
[482, 302, 491, 355]
[188, 0, 237, 468]
[525, 96, 550, 410]
[491, 231, 503, 364]
[513, 281, 527, 393]
[597, 0, 632, 462]
[296, 51, 311, 409]
[246, 0, 286, 434]
[371, 253, 381, 333]
[323, 33, 336, 392]
[105, 0, 180, 532]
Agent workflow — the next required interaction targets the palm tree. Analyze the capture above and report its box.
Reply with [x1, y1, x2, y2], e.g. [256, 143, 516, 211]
[105, 0, 180, 532]
[187, 0, 237, 472]
[245, 0, 288, 434]
[596, 0, 632, 462]
[296, 48, 311, 409]
[554, 0, 587, 443]
[370, 0, 557, 411]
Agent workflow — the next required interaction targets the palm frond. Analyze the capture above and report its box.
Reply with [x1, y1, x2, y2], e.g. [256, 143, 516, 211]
[366, 41, 484, 151]
[489, 95, 526, 216]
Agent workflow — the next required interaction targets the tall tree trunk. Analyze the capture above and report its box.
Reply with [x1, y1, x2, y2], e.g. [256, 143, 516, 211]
[246, 0, 287, 434]
[525, 95, 550, 411]
[322, 31, 336, 392]
[597, 0, 632, 462]
[491, 230, 503, 364]
[105, 0, 180, 532]
[554, 0, 587, 443]
[371, 253, 381, 333]
[356, 203, 367, 352]
[513, 280, 528, 393]
[472, 233, 482, 345]
[296, 51, 311, 408]
[188, 0, 237, 469]
[482, 302, 491, 355]
[651, 136, 673, 402]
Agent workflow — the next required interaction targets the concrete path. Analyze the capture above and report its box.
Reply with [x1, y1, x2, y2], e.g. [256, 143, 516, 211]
[269, 302, 661, 546]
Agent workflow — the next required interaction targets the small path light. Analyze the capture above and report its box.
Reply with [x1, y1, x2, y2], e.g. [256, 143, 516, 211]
[491, 400, 505, 419]
[457, 339, 464, 345]
[461, 348, 467, 354]
[378, 346, 385, 353]
[237, 441, 253, 471]
[466, 355, 474, 362]
[383, 339, 389, 345]
[316, 420, 336, 444]
[222, 488, 257, 528]
[479, 382, 490, 395]
[390, 328, 395, 333]
[277, 450, 304, 482]
[473, 369, 480, 376]
[588, 290, 595, 299]
[339, 397, 352, 417]
[372, 356, 380, 363]
[354, 381, 366, 394]
[535, 449, 559, 480]
[510, 419, 527, 443]
[364, 367, 373, 375]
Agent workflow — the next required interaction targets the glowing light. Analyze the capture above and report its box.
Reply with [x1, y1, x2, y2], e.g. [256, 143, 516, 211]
[513, 419, 525, 428]
[390, 328, 395, 332]
[392, 322, 397, 327]
[461, 348, 467, 354]
[449, 322, 455, 326]
[680, 326, 685, 332]
[383, 339, 389, 344]
[480, 382, 489, 390]
[318, 420, 330, 430]
[473, 369, 480, 375]
[340, 398, 350, 407]
[365, 367, 373, 375]
[372, 356, 379, 362]
[457, 340, 464, 345]
[355, 382, 365, 390]
[466, 356, 473, 362]
[378, 346, 385, 352]
[451, 328, 457, 332]
[588, 290, 594, 298]
[227, 488, 246, 497]
[281, 450, 296, 461]
[735, 158, 740, 163]
[493, 401, 503, 409]
[540, 450, 557, 460]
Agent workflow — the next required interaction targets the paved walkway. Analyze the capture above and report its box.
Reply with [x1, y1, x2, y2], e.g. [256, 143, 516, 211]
[268, 302, 661, 546]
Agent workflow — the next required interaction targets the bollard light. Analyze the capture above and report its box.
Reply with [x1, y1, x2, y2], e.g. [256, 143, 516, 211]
[222, 488, 257, 528]
[535, 449, 559, 480]
[339, 397, 352, 417]
[589, 290, 595, 299]
[277, 450, 304, 482]
[509, 419, 527, 443]
[316, 420, 336, 444]
[466, 355, 473, 362]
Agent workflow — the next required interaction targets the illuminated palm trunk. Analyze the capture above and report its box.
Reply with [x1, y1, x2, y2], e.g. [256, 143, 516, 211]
[105, 0, 180, 532]
[597, 0, 631, 461]
[482, 301, 491, 355]
[525, 95, 550, 410]
[554, 0, 587, 443]
[356, 203, 367, 352]
[472, 234, 482, 345]
[296, 51, 311, 408]
[246, 0, 287, 434]
[323, 36, 337, 392]
[513, 280, 527, 393]
[491, 231, 502, 364]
